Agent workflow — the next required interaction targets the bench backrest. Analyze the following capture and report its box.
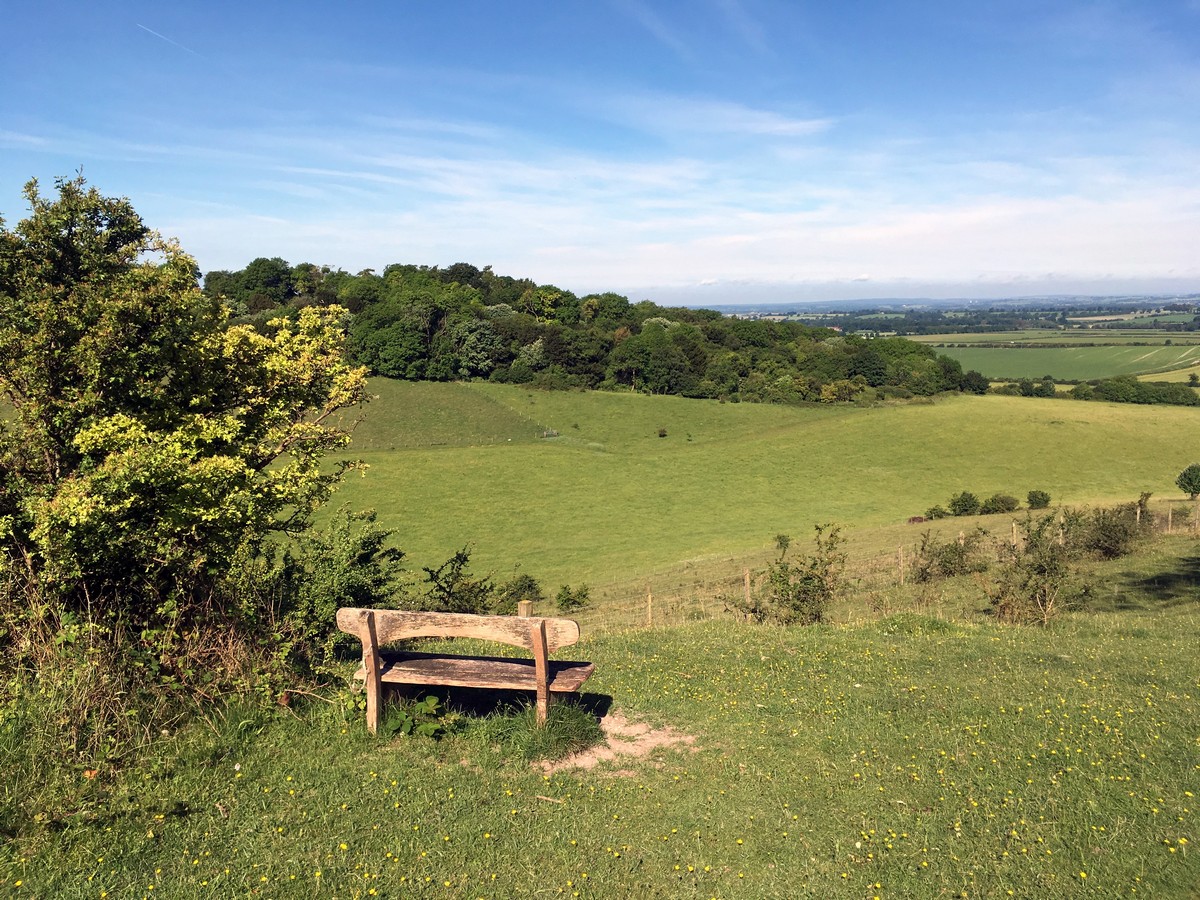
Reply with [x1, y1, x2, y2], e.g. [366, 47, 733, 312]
[335, 608, 581, 655]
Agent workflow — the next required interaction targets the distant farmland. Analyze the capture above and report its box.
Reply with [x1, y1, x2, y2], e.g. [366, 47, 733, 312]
[924, 343, 1200, 380]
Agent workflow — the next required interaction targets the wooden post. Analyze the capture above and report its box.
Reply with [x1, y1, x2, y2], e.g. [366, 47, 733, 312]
[1168, 506, 1173, 534]
[743, 568, 752, 607]
[517, 600, 533, 617]
[958, 530, 965, 546]
[897, 545, 905, 585]
[531, 619, 550, 726]
[646, 585, 653, 627]
[364, 611, 382, 736]
[1011, 521, 1018, 547]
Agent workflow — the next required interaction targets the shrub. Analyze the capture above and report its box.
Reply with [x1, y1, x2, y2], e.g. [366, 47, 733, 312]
[0, 176, 368, 760]
[729, 526, 846, 625]
[494, 573, 545, 615]
[1083, 494, 1152, 560]
[985, 513, 1078, 625]
[270, 508, 407, 676]
[911, 528, 990, 582]
[924, 505, 950, 520]
[421, 547, 496, 614]
[1027, 490, 1051, 510]
[949, 491, 981, 516]
[1070, 382, 1094, 400]
[554, 584, 590, 613]
[980, 493, 1020, 515]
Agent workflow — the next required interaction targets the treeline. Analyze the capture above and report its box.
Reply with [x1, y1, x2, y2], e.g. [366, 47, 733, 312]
[202, 259, 988, 402]
[992, 375, 1200, 407]
[791, 308, 1071, 335]
[791, 303, 1200, 336]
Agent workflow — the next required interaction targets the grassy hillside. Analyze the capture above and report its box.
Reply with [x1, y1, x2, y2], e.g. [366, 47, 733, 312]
[332, 381, 1200, 588]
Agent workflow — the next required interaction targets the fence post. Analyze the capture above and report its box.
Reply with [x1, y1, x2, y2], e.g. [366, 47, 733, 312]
[646, 585, 653, 628]
[897, 545, 905, 585]
[743, 568, 752, 607]
[1011, 521, 1018, 547]
[1168, 506, 1173, 534]
[517, 600, 533, 617]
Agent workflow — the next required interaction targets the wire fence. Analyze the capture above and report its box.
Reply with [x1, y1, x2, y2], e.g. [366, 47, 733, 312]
[568, 500, 1199, 636]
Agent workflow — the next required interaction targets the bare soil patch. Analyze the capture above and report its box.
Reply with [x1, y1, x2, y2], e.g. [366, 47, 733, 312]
[540, 710, 696, 773]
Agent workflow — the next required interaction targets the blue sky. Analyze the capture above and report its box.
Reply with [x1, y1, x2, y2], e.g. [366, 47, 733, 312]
[3, 1, 1198, 304]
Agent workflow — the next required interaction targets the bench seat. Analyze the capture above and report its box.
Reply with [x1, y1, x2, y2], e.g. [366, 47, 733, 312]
[356, 651, 596, 693]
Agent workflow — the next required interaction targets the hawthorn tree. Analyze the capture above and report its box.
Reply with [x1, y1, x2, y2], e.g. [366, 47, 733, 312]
[0, 176, 368, 636]
[1176, 463, 1200, 500]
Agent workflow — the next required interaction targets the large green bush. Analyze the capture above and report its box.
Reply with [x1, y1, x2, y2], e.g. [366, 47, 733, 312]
[948, 491, 981, 516]
[0, 177, 369, 757]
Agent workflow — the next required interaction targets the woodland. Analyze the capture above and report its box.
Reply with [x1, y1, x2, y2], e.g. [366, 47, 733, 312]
[204, 257, 989, 402]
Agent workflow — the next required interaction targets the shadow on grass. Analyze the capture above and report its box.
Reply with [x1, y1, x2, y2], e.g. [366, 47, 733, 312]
[385, 684, 613, 722]
[1091, 553, 1200, 612]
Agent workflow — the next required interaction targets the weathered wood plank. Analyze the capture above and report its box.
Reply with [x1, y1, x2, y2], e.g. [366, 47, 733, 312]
[336, 608, 581, 653]
[353, 653, 596, 693]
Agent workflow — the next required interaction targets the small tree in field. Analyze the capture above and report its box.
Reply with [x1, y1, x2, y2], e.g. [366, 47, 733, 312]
[1176, 464, 1200, 500]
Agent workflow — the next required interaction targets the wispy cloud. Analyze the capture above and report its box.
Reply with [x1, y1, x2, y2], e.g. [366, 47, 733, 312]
[611, 0, 694, 62]
[710, 0, 773, 57]
[135, 23, 203, 58]
[605, 93, 832, 140]
[0, 130, 49, 149]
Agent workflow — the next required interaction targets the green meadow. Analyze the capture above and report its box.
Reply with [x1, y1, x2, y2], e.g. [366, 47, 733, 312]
[5, 579, 1197, 898]
[7, 381, 1200, 898]
[333, 381, 1200, 589]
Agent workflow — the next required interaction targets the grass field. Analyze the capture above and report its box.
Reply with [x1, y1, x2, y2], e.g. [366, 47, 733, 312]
[329, 381, 1200, 590]
[905, 329, 1200, 380]
[1141, 363, 1200, 383]
[5, 554, 1197, 897]
[7, 381, 1200, 899]
[909, 329, 1200, 345]
[927, 344, 1200, 380]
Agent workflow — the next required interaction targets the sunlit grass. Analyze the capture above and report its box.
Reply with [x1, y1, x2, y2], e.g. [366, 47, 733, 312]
[4, 571, 1196, 898]
[330, 383, 1200, 588]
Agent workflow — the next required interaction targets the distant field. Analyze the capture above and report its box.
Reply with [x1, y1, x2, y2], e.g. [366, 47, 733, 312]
[910, 329, 1200, 346]
[1140, 362, 1200, 383]
[329, 381, 1200, 589]
[929, 343, 1200, 380]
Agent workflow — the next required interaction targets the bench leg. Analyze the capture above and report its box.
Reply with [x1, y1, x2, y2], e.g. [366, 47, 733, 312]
[364, 612, 383, 735]
[536, 687, 552, 727]
[366, 680, 382, 735]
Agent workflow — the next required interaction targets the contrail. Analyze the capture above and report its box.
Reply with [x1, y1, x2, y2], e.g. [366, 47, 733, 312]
[136, 23, 202, 57]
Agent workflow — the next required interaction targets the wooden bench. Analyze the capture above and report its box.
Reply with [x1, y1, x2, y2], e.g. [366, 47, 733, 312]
[335, 608, 596, 733]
